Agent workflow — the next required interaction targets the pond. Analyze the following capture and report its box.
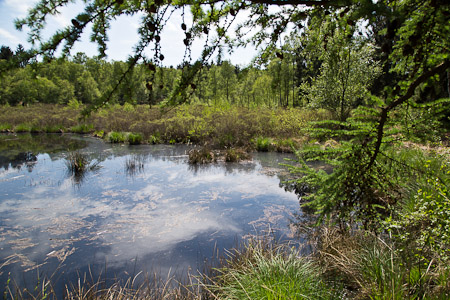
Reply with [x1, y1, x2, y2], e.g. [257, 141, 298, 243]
[0, 133, 301, 293]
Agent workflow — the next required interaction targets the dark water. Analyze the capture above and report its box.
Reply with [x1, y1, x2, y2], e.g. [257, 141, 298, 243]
[0, 133, 300, 293]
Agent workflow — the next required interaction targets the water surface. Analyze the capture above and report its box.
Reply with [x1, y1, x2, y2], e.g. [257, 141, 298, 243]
[0, 133, 300, 291]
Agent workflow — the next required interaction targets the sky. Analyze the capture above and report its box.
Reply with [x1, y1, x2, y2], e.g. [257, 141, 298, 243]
[0, 0, 258, 67]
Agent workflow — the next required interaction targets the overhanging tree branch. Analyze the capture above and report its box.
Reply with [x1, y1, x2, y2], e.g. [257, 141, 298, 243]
[367, 60, 450, 169]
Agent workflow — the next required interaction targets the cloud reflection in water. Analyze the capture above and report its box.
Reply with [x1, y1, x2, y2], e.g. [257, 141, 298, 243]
[0, 141, 298, 280]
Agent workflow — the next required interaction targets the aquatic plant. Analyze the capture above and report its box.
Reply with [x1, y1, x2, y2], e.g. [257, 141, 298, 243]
[255, 137, 273, 152]
[127, 132, 143, 145]
[224, 148, 251, 162]
[125, 155, 146, 176]
[188, 147, 217, 164]
[107, 131, 127, 143]
[66, 152, 100, 185]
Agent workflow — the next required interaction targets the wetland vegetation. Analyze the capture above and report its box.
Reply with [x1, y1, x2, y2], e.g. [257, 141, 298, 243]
[1, 0, 450, 298]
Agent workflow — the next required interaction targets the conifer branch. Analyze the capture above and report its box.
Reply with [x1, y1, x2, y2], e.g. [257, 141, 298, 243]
[367, 60, 450, 170]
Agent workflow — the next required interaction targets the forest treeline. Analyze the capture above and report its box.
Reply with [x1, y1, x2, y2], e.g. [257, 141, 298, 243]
[2, 19, 449, 124]
[0, 42, 314, 109]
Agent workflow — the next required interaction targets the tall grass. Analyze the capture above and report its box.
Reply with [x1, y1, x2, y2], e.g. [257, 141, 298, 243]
[207, 238, 341, 300]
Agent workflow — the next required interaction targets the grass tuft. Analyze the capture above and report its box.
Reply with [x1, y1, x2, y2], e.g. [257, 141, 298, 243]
[128, 132, 143, 145]
[207, 237, 339, 300]
[255, 137, 273, 152]
[107, 131, 128, 143]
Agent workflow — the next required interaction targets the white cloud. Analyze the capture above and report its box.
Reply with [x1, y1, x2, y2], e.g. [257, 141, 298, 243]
[4, 0, 35, 17]
[0, 28, 20, 44]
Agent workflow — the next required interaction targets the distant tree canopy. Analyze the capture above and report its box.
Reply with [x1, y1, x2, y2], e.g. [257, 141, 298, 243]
[11, 0, 448, 111]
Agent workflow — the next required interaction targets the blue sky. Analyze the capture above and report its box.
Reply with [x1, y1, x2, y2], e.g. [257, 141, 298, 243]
[0, 0, 258, 66]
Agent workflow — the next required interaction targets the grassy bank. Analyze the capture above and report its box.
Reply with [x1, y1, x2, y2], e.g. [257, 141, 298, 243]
[4, 229, 449, 300]
[0, 103, 330, 150]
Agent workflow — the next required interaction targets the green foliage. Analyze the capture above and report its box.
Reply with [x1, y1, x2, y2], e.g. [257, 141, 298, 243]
[387, 159, 450, 267]
[148, 133, 161, 144]
[44, 124, 64, 133]
[67, 98, 82, 109]
[14, 123, 31, 132]
[0, 123, 12, 132]
[255, 137, 273, 152]
[93, 130, 104, 138]
[107, 131, 127, 143]
[212, 239, 339, 300]
[70, 123, 93, 134]
[127, 132, 143, 145]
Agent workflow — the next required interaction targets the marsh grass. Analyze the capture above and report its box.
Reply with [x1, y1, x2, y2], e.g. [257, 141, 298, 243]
[127, 133, 143, 145]
[0, 123, 12, 132]
[107, 131, 128, 143]
[71, 124, 94, 134]
[254, 137, 273, 152]
[66, 152, 100, 184]
[204, 237, 341, 300]
[316, 227, 450, 299]
[14, 123, 32, 133]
